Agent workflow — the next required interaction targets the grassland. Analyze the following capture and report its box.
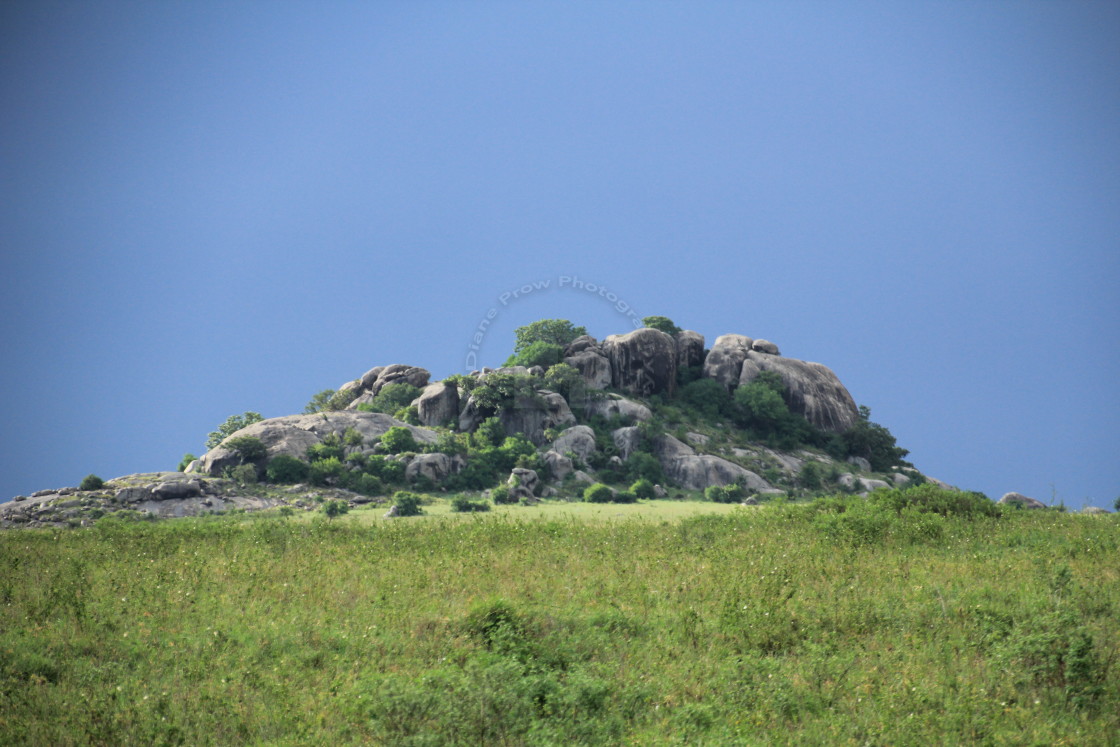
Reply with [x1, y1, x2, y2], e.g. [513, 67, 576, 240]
[1, 496, 1117, 745]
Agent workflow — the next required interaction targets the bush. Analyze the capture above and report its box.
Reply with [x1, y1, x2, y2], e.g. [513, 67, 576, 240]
[206, 411, 263, 449]
[706, 484, 744, 503]
[308, 457, 346, 486]
[630, 478, 656, 500]
[347, 472, 383, 497]
[380, 426, 419, 454]
[321, 499, 350, 520]
[391, 491, 424, 517]
[612, 490, 638, 504]
[491, 484, 516, 505]
[178, 453, 197, 472]
[584, 483, 614, 503]
[266, 455, 309, 484]
[452, 496, 492, 513]
[842, 406, 910, 472]
[352, 383, 422, 416]
[227, 464, 258, 485]
[304, 389, 358, 414]
[79, 474, 105, 491]
[511, 319, 587, 355]
[678, 378, 731, 419]
[225, 436, 267, 463]
[869, 483, 1000, 518]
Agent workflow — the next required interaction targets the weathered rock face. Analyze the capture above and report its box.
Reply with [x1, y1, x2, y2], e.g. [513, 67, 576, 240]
[652, 435, 770, 492]
[564, 349, 612, 390]
[998, 492, 1047, 509]
[611, 426, 642, 461]
[405, 453, 460, 483]
[739, 351, 858, 433]
[675, 330, 706, 369]
[497, 391, 576, 446]
[602, 328, 678, 397]
[542, 450, 574, 480]
[702, 334, 754, 389]
[198, 412, 437, 476]
[508, 468, 540, 500]
[345, 364, 431, 409]
[414, 382, 460, 427]
[580, 394, 653, 423]
[552, 425, 597, 463]
[751, 339, 780, 355]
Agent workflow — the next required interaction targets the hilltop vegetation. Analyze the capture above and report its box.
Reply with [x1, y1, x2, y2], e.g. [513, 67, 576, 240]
[1, 492, 1116, 744]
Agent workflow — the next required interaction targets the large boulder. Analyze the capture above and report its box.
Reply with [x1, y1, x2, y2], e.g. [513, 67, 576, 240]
[653, 435, 771, 491]
[581, 394, 653, 423]
[739, 351, 859, 433]
[702, 334, 754, 389]
[406, 453, 458, 483]
[552, 425, 597, 463]
[542, 450, 575, 480]
[675, 330, 706, 369]
[611, 426, 642, 461]
[498, 390, 576, 446]
[602, 328, 678, 397]
[508, 468, 540, 499]
[414, 382, 460, 427]
[998, 492, 1047, 509]
[198, 412, 437, 476]
[564, 349, 613, 390]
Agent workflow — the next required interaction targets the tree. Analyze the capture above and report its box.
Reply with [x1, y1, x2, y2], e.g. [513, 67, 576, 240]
[543, 362, 584, 400]
[304, 389, 358, 414]
[355, 383, 421, 415]
[678, 378, 731, 419]
[512, 319, 587, 356]
[380, 426, 419, 454]
[642, 316, 681, 335]
[842, 406, 910, 472]
[321, 499, 350, 521]
[504, 340, 564, 369]
[206, 412, 263, 449]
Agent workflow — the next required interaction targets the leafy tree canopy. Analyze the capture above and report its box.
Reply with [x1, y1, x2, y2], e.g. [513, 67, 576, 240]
[504, 340, 564, 369]
[642, 316, 681, 335]
[512, 319, 586, 355]
[206, 412, 263, 450]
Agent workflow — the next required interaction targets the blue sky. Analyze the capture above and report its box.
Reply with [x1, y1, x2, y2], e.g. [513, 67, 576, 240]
[2, 1, 1117, 508]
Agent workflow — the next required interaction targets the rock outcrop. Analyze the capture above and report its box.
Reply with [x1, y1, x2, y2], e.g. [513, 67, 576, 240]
[702, 334, 754, 389]
[414, 382, 460, 427]
[675, 330, 706, 369]
[198, 411, 437, 476]
[998, 492, 1047, 509]
[497, 391, 576, 446]
[580, 394, 652, 423]
[551, 425, 597, 463]
[738, 352, 858, 433]
[345, 364, 431, 408]
[652, 435, 771, 492]
[602, 328, 678, 396]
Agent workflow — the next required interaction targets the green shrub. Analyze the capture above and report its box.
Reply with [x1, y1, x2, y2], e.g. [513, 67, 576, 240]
[308, 457, 346, 486]
[79, 474, 105, 491]
[206, 411, 263, 449]
[452, 496, 491, 513]
[842, 405, 910, 471]
[266, 455, 309, 484]
[352, 383, 422, 416]
[321, 499, 350, 521]
[306, 441, 344, 463]
[630, 478, 656, 500]
[304, 388, 358, 414]
[584, 483, 614, 503]
[225, 436, 267, 463]
[869, 483, 1000, 518]
[705, 484, 744, 503]
[511, 319, 587, 356]
[612, 490, 638, 504]
[380, 426, 419, 454]
[227, 464, 258, 485]
[392, 491, 424, 517]
[677, 378, 731, 419]
[347, 473, 383, 497]
[491, 484, 516, 505]
[177, 453, 197, 472]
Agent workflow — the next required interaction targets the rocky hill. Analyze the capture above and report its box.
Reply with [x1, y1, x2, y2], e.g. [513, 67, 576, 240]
[3, 322, 1003, 529]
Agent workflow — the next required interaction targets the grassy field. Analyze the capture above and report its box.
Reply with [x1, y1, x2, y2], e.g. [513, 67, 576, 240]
[1, 495, 1117, 745]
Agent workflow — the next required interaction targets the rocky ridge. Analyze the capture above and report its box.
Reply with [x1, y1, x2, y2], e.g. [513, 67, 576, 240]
[6, 325, 1079, 528]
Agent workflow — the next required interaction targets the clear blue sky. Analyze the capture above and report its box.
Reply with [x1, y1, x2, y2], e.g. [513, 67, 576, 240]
[2, 1, 1117, 508]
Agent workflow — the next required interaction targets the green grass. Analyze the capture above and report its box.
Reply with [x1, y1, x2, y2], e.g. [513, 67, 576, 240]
[1, 499, 1117, 745]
